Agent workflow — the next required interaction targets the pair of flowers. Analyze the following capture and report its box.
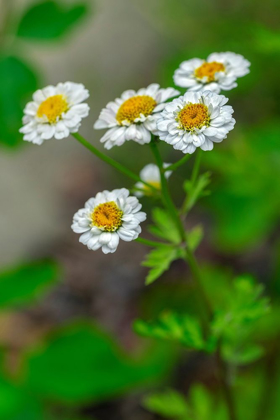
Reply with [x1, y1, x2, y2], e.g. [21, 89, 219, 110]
[20, 51, 250, 254]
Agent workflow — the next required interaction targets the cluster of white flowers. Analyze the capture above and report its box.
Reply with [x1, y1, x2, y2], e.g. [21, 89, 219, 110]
[20, 51, 250, 254]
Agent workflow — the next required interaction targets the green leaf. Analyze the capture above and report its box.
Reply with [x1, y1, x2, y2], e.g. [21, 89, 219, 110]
[17, 1, 88, 40]
[142, 246, 183, 285]
[23, 323, 173, 404]
[211, 276, 270, 366]
[183, 172, 211, 213]
[0, 56, 38, 147]
[134, 311, 205, 350]
[223, 343, 264, 365]
[0, 377, 43, 420]
[143, 389, 190, 419]
[188, 225, 204, 251]
[0, 260, 60, 309]
[149, 207, 181, 244]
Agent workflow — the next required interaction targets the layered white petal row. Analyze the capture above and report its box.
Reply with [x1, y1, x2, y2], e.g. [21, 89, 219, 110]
[174, 52, 250, 94]
[94, 83, 179, 149]
[157, 91, 235, 154]
[20, 82, 90, 145]
[71, 188, 146, 254]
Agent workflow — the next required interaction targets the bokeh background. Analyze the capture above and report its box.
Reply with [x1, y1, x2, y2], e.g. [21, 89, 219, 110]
[0, 0, 280, 419]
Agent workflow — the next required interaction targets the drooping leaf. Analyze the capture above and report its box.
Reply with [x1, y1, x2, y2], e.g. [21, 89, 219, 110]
[142, 246, 183, 285]
[23, 323, 173, 404]
[0, 260, 60, 309]
[17, 1, 88, 40]
[134, 311, 205, 350]
[0, 56, 38, 147]
[148, 207, 181, 244]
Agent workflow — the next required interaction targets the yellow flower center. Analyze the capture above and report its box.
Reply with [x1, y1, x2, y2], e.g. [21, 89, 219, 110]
[195, 61, 225, 82]
[116, 95, 157, 125]
[91, 201, 123, 232]
[178, 103, 210, 131]
[142, 181, 161, 195]
[37, 94, 69, 123]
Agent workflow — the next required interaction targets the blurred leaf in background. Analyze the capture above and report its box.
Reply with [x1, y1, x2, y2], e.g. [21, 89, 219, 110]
[0, 0, 90, 148]
[0, 56, 38, 147]
[21, 322, 174, 404]
[0, 259, 60, 309]
[17, 0, 88, 41]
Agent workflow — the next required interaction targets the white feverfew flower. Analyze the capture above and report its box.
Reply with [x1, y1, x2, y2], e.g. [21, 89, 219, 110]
[20, 82, 90, 145]
[71, 188, 146, 254]
[134, 163, 172, 197]
[94, 83, 179, 149]
[157, 91, 235, 154]
[174, 52, 250, 94]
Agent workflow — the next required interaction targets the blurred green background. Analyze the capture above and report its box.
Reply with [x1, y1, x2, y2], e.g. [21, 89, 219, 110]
[0, 0, 280, 419]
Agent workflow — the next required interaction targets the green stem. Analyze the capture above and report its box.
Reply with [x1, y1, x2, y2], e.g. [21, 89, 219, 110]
[135, 237, 170, 247]
[191, 148, 202, 185]
[149, 138, 186, 242]
[149, 139, 237, 420]
[184, 247, 213, 321]
[164, 153, 191, 172]
[72, 133, 158, 192]
[216, 343, 238, 420]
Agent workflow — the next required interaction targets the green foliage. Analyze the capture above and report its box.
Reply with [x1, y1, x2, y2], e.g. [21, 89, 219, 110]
[142, 246, 183, 285]
[211, 276, 270, 365]
[143, 385, 228, 420]
[188, 225, 203, 251]
[149, 207, 181, 244]
[134, 311, 205, 351]
[203, 123, 280, 252]
[23, 323, 173, 404]
[17, 1, 88, 40]
[0, 260, 60, 309]
[183, 172, 211, 214]
[143, 389, 190, 419]
[0, 56, 38, 147]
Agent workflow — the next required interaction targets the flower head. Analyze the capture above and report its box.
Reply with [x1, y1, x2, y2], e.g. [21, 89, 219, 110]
[94, 84, 179, 149]
[20, 82, 90, 145]
[71, 188, 146, 254]
[157, 91, 235, 154]
[134, 163, 172, 197]
[174, 52, 250, 94]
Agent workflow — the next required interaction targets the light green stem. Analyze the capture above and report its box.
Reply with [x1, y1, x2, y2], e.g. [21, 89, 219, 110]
[72, 133, 158, 192]
[191, 148, 202, 185]
[149, 138, 186, 242]
[164, 153, 191, 172]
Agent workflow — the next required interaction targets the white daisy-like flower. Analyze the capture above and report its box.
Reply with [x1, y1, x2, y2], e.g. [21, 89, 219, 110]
[71, 188, 146, 254]
[174, 52, 250, 94]
[20, 82, 90, 145]
[94, 83, 180, 149]
[157, 91, 235, 154]
[134, 163, 172, 197]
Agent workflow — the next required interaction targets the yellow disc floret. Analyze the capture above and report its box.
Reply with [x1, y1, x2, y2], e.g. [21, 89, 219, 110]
[142, 181, 161, 196]
[91, 201, 123, 232]
[116, 95, 157, 125]
[178, 103, 210, 131]
[195, 61, 225, 82]
[37, 95, 69, 123]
